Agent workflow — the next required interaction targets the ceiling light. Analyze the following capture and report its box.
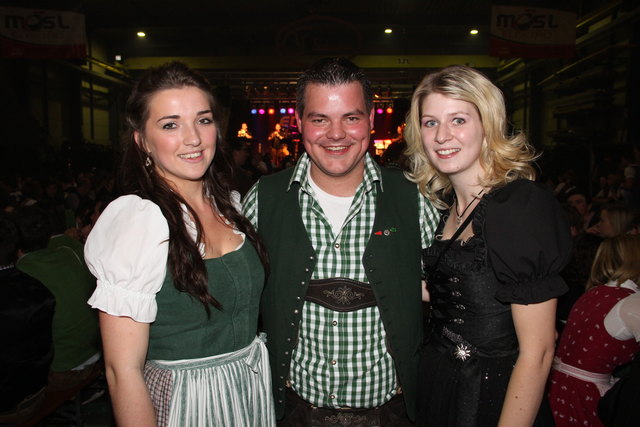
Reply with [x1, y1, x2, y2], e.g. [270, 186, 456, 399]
[469, 29, 479, 35]
[137, 31, 146, 38]
[384, 28, 392, 34]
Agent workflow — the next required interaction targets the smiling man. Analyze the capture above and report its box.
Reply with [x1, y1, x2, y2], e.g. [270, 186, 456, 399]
[242, 57, 438, 425]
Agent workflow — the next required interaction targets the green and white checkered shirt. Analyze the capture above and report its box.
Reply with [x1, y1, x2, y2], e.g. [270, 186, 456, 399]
[243, 153, 437, 409]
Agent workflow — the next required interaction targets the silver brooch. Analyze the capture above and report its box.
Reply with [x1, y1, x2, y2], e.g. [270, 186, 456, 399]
[454, 343, 472, 361]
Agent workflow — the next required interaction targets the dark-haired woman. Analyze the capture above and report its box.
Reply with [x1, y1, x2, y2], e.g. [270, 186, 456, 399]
[85, 62, 274, 426]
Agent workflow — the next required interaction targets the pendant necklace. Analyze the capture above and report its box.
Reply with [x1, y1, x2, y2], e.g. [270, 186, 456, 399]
[454, 189, 485, 225]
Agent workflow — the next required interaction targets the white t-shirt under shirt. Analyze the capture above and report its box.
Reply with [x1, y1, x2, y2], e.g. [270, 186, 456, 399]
[307, 172, 354, 237]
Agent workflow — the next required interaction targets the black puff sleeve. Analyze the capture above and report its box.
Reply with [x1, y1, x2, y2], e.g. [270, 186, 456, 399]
[485, 179, 572, 304]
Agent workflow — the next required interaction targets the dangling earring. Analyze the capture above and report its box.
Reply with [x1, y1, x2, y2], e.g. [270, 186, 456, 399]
[145, 153, 152, 167]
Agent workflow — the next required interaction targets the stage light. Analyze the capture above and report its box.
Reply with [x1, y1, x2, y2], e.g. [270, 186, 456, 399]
[470, 29, 479, 35]
[384, 28, 392, 34]
[376, 108, 383, 114]
[288, 108, 295, 114]
[386, 107, 393, 114]
[280, 108, 286, 114]
[137, 31, 146, 38]
[258, 108, 265, 115]
[250, 108, 257, 115]
[268, 108, 275, 115]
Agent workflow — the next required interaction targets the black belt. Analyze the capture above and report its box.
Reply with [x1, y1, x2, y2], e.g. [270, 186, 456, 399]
[281, 389, 409, 426]
[306, 278, 377, 312]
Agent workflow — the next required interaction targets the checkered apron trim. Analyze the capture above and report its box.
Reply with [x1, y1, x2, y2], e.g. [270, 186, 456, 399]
[144, 334, 275, 427]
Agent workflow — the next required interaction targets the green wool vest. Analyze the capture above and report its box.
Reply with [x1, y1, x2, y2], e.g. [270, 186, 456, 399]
[257, 166, 424, 420]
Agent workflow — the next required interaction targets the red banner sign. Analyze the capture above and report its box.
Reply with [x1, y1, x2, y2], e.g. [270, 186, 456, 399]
[490, 5, 577, 58]
[0, 7, 86, 58]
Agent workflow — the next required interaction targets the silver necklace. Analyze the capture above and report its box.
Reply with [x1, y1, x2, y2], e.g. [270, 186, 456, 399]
[454, 189, 485, 225]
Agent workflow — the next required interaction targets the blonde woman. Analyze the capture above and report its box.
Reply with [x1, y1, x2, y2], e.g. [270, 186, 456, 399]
[548, 235, 640, 427]
[405, 65, 572, 426]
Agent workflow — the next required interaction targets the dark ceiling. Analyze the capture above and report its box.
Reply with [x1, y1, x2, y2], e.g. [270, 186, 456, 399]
[10, 0, 602, 99]
[16, 0, 495, 59]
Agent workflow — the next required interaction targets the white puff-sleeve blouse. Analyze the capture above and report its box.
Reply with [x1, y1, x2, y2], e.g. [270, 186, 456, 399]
[85, 195, 170, 323]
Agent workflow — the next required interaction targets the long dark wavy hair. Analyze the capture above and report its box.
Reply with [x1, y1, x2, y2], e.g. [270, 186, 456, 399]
[119, 61, 268, 315]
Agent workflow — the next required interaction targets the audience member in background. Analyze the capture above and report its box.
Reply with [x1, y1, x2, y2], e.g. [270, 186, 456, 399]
[14, 205, 101, 391]
[621, 143, 640, 208]
[227, 137, 256, 197]
[84, 62, 274, 426]
[554, 169, 579, 202]
[566, 187, 598, 230]
[381, 139, 409, 170]
[588, 202, 638, 238]
[556, 204, 602, 333]
[64, 175, 93, 215]
[548, 234, 640, 427]
[0, 212, 55, 424]
[592, 173, 625, 205]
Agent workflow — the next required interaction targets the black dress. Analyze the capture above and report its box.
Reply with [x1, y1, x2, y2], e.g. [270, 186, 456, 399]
[416, 179, 572, 427]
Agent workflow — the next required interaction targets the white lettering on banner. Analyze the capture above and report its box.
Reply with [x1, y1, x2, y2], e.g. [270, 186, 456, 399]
[0, 6, 86, 47]
[491, 5, 576, 45]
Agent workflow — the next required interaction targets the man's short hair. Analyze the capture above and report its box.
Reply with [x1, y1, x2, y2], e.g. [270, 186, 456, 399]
[296, 57, 373, 116]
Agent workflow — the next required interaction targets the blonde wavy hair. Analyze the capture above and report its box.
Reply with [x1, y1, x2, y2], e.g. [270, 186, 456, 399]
[404, 65, 537, 209]
[587, 234, 640, 290]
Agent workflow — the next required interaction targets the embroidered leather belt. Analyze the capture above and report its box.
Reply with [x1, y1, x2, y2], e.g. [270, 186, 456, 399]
[306, 278, 377, 312]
